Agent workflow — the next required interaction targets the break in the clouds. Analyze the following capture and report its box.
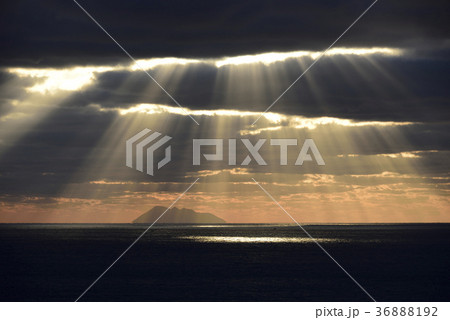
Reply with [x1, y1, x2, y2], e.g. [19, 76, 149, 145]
[4, 49, 450, 122]
[0, 0, 449, 223]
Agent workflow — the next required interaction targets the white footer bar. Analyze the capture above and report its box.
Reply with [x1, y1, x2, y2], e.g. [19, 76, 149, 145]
[1, 302, 448, 320]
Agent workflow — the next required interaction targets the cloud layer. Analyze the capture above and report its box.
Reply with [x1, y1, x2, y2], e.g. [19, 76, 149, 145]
[1, 0, 449, 67]
[0, 0, 449, 223]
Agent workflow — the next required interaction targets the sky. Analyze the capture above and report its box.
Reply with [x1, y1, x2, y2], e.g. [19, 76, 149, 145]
[0, 0, 449, 223]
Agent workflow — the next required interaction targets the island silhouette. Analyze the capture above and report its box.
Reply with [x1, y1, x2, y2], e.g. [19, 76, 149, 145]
[133, 206, 226, 224]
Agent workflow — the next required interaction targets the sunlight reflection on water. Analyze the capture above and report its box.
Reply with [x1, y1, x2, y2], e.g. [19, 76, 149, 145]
[179, 236, 345, 243]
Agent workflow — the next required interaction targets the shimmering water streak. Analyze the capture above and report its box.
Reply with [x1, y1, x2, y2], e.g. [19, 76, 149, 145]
[179, 236, 345, 243]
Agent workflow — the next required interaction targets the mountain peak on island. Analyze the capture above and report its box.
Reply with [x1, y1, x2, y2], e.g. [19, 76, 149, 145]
[133, 206, 226, 224]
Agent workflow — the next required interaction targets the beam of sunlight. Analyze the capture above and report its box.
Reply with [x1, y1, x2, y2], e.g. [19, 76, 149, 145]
[215, 47, 403, 67]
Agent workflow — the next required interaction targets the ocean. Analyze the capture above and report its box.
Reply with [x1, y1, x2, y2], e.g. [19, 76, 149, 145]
[0, 223, 449, 301]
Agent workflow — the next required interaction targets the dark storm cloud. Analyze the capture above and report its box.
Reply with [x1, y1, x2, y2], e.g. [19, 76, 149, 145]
[1, 0, 449, 67]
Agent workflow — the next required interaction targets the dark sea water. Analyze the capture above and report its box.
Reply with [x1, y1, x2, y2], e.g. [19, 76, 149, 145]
[0, 223, 449, 301]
